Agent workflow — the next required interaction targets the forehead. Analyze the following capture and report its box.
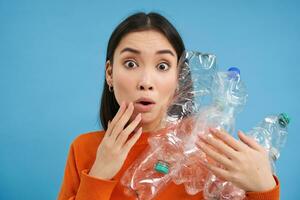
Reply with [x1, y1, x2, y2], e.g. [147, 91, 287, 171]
[115, 30, 177, 56]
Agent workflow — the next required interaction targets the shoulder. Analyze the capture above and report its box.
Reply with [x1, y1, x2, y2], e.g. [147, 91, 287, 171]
[67, 130, 107, 169]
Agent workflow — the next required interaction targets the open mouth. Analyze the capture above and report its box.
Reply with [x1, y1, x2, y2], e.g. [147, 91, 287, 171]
[134, 98, 156, 112]
[138, 101, 153, 105]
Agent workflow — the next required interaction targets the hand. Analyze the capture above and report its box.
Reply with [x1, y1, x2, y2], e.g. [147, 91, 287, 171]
[89, 101, 142, 180]
[196, 128, 276, 192]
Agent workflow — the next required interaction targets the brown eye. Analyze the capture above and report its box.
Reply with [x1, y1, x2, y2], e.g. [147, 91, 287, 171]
[124, 60, 138, 69]
[157, 62, 170, 71]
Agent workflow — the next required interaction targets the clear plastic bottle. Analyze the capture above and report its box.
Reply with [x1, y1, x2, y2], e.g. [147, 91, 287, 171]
[166, 50, 217, 123]
[203, 113, 290, 200]
[120, 126, 183, 200]
[246, 113, 290, 172]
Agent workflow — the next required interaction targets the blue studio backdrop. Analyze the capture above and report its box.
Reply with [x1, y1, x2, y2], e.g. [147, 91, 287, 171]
[0, 0, 299, 199]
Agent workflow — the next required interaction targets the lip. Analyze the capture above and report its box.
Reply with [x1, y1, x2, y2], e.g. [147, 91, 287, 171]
[135, 97, 156, 104]
[134, 97, 156, 112]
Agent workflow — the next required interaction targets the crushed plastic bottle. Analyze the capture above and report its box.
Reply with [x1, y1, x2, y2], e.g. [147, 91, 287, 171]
[246, 113, 290, 173]
[120, 126, 182, 200]
[166, 50, 218, 123]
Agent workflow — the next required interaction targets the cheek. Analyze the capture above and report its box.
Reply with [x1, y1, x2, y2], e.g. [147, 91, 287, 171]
[113, 70, 136, 103]
[157, 74, 177, 103]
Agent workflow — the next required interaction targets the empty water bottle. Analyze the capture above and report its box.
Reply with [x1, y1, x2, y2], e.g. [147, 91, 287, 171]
[246, 113, 290, 172]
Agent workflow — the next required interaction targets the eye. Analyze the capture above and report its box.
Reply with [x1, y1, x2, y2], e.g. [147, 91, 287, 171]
[124, 60, 138, 69]
[157, 62, 170, 71]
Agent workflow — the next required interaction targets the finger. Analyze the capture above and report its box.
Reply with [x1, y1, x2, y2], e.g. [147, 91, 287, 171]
[110, 102, 134, 141]
[197, 140, 234, 170]
[103, 120, 111, 140]
[123, 127, 143, 153]
[209, 128, 246, 151]
[107, 101, 126, 136]
[238, 130, 264, 152]
[115, 113, 142, 147]
[201, 161, 231, 181]
[199, 133, 238, 160]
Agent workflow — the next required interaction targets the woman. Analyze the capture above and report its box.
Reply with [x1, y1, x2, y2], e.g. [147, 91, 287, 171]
[58, 12, 279, 200]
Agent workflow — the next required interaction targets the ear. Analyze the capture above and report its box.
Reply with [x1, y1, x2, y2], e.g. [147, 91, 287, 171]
[105, 60, 113, 86]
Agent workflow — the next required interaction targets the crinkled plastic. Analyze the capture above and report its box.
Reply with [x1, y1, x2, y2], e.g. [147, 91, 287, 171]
[246, 113, 290, 173]
[121, 50, 248, 199]
[120, 51, 218, 200]
[178, 67, 248, 198]
[165, 51, 218, 123]
[120, 49, 288, 200]
[120, 131, 179, 199]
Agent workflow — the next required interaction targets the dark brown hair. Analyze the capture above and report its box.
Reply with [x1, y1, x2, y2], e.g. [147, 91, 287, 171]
[99, 12, 186, 130]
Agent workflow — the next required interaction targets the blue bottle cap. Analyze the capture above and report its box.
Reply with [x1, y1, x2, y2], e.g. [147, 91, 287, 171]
[227, 67, 240, 79]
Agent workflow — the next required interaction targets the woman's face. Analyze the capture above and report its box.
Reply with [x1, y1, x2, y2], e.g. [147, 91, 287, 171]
[106, 30, 178, 131]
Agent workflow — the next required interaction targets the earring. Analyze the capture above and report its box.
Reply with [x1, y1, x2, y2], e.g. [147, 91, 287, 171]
[109, 85, 113, 92]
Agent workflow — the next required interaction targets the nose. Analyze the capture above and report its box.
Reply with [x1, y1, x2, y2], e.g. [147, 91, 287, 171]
[138, 83, 153, 90]
[137, 72, 154, 91]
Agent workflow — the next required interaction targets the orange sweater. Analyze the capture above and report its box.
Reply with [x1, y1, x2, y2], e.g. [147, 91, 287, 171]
[58, 130, 280, 200]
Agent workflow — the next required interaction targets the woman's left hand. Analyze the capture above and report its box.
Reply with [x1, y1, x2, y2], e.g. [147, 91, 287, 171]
[196, 128, 276, 192]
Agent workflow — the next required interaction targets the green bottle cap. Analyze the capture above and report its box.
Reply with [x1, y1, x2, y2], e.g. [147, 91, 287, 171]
[278, 113, 290, 128]
[155, 161, 169, 174]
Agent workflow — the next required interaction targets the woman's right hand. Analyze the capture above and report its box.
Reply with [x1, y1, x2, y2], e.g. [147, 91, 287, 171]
[89, 101, 142, 180]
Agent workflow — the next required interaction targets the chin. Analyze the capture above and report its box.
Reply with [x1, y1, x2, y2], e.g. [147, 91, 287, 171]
[140, 112, 161, 127]
[140, 113, 154, 123]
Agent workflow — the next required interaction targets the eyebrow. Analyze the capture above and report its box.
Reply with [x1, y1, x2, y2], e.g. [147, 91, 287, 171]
[120, 47, 175, 57]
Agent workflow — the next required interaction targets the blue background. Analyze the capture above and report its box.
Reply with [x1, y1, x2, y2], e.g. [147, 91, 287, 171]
[0, 0, 299, 199]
